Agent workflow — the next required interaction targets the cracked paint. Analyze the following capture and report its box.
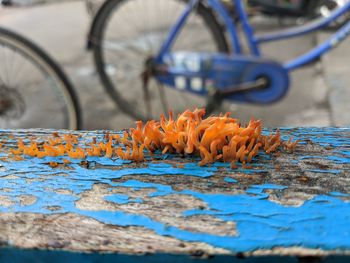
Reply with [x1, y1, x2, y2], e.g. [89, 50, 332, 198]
[0, 128, 350, 253]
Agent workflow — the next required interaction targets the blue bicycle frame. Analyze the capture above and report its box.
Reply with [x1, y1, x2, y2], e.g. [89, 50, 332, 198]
[156, 0, 350, 72]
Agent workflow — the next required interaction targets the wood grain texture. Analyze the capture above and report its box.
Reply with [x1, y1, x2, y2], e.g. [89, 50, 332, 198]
[0, 128, 350, 261]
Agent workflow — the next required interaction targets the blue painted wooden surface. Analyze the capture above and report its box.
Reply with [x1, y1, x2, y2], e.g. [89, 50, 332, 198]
[0, 127, 350, 261]
[1, 247, 350, 263]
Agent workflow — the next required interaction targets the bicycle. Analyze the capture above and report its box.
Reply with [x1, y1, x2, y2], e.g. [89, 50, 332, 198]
[0, 3, 81, 129]
[87, 0, 350, 121]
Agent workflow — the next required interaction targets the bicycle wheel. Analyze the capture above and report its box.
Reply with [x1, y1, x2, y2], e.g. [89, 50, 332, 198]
[0, 27, 81, 129]
[90, 0, 228, 121]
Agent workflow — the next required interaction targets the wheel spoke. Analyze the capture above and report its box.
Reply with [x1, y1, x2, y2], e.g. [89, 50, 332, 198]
[92, 0, 228, 121]
[0, 29, 79, 129]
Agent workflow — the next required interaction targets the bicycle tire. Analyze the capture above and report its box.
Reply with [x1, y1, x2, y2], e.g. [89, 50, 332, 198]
[0, 27, 82, 129]
[89, 0, 229, 121]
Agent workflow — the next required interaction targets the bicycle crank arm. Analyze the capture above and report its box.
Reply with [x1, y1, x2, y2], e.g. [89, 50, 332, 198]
[155, 52, 290, 104]
[213, 77, 268, 96]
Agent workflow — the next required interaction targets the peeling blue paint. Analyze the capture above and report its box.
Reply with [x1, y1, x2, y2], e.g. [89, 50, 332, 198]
[0, 128, 350, 253]
[307, 169, 341, 174]
[147, 162, 218, 177]
[181, 191, 350, 251]
[328, 155, 350, 164]
[224, 177, 237, 183]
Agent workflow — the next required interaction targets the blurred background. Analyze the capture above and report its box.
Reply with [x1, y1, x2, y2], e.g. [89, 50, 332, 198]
[0, 0, 349, 130]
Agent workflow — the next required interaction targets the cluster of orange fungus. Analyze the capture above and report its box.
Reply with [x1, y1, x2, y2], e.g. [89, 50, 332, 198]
[9, 132, 144, 162]
[128, 108, 298, 168]
[8, 109, 298, 168]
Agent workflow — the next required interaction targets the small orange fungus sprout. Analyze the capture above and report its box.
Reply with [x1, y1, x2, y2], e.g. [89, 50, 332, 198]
[6, 108, 299, 168]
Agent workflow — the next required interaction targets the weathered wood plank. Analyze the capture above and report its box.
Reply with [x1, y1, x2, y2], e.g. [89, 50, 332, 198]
[0, 128, 350, 261]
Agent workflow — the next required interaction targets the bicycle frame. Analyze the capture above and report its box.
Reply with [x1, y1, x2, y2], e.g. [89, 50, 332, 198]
[156, 0, 350, 71]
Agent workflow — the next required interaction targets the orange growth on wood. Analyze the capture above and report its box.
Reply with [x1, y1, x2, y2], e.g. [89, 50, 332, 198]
[4, 108, 299, 168]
